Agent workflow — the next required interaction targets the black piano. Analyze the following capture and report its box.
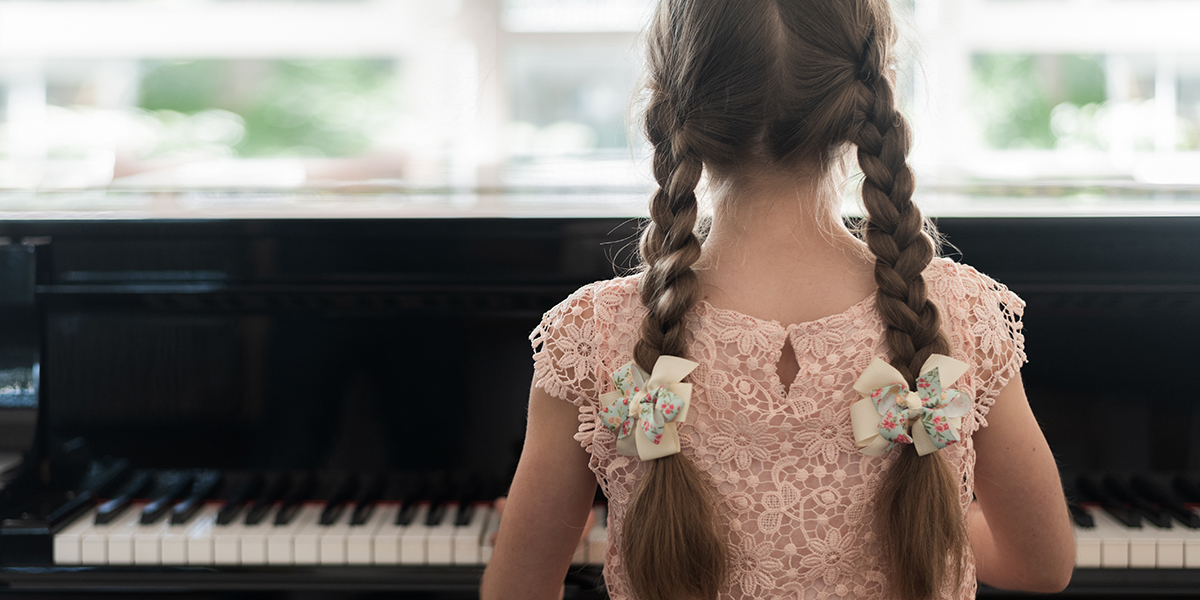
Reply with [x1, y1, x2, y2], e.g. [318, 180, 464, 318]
[0, 207, 1198, 598]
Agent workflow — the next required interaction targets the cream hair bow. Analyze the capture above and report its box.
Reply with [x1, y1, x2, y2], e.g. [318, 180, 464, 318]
[598, 356, 697, 461]
[849, 354, 973, 456]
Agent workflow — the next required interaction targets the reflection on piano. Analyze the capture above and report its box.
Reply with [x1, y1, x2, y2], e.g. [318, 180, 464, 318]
[0, 215, 1199, 597]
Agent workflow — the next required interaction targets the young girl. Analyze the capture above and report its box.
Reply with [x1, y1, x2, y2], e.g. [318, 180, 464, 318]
[481, 0, 1076, 598]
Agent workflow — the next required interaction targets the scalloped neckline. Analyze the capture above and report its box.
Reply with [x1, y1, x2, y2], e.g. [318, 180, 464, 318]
[695, 291, 877, 332]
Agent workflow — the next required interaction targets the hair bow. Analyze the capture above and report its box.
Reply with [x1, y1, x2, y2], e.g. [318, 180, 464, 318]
[598, 355, 698, 461]
[849, 354, 973, 456]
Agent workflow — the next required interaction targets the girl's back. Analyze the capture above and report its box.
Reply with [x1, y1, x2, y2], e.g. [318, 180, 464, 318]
[531, 255, 1022, 599]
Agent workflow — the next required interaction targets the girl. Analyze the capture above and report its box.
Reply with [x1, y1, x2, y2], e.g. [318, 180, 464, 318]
[481, 0, 1076, 598]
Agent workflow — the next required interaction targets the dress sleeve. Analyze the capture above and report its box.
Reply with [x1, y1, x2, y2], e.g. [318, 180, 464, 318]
[529, 282, 604, 408]
[954, 264, 1027, 429]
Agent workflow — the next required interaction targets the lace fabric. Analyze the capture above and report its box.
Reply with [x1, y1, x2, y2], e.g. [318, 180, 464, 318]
[529, 258, 1026, 600]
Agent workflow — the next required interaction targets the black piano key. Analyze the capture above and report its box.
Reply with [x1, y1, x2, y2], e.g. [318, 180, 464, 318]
[349, 504, 373, 526]
[1068, 502, 1094, 528]
[319, 474, 358, 526]
[395, 503, 419, 526]
[45, 458, 132, 528]
[47, 490, 94, 528]
[425, 502, 449, 527]
[273, 473, 316, 526]
[245, 473, 290, 526]
[95, 471, 152, 525]
[141, 472, 194, 525]
[423, 474, 451, 527]
[1132, 474, 1200, 529]
[1076, 475, 1141, 528]
[216, 473, 263, 526]
[1104, 476, 1172, 528]
[454, 502, 477, 527]
[170, 471, 223, 525]
[452, 473, 481, 527]
[350, 475, 385, 526]
[395, 474, 428, 527]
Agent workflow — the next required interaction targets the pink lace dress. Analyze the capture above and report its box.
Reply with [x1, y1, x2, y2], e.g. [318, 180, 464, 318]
[530, 258, 1026, 600]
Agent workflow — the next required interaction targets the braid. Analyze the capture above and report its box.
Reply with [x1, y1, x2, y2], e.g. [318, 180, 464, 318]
[851, 28, 966, 600]
[852, 67, 950, 382]
[635, 106, 705, 371]
[622, 94, 725, 600]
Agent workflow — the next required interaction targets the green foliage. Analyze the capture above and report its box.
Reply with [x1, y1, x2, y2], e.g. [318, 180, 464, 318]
[972, 54, 1106, 149]
[138, 59, 402, 157]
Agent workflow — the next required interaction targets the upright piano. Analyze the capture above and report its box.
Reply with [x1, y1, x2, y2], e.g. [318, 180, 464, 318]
[0, 206, 1198, 597]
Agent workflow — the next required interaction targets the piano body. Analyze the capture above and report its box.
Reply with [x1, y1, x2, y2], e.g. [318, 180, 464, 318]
[0, 212, 1197, 597]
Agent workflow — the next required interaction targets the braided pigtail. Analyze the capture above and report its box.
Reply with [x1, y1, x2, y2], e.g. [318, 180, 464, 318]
[622, 1, 785, 597]
[851, 25, 967, 600]
[621, 83, 724, 600]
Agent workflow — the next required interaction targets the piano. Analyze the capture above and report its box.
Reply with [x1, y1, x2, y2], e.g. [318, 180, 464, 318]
[0, 211, 1197, 597]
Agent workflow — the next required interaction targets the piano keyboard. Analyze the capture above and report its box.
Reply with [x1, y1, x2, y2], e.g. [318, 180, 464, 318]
[56, 468, 1200, 573]
[1069, 473, 1200, 570]
[1073, 505, 1200, 569]
[54, 500, 608, 568]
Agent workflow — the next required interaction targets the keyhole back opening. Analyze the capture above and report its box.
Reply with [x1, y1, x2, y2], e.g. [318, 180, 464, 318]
[776, 337, 800, 396]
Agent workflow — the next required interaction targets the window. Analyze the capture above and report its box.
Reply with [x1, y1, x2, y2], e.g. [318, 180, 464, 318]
[0, 0, 1196, 215]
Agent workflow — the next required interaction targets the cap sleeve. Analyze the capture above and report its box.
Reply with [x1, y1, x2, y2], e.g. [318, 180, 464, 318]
[933, 260, 1027, 430]
[529, 282, 604, 408]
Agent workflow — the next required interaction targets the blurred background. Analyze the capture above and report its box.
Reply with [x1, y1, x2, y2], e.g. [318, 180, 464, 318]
[0, 0, 1196, 213]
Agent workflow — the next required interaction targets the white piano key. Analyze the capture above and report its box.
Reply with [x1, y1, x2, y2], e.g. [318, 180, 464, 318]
[347, 504, 394, 565]
[426, 503, 459, 565]
[213, 509, 256, 565]
[161, 527, 187, 565]
[81, 518, 109, 566]
[267, 505, 323, 565]
[398, 504, 432, 565]
[1085, 508, 1128, 568]
[162, 504, 220, 565]
[370, 504, 406, 565]
[105, 504, 149, 565]
[481, 506, 501, 564]
[184, 504, 223, 565]
[239, 508, 280, 565]
[133, 514, 173, 565]
[1073, 517, 1102, 569]
[453, 505, 491, 565]
[1187, 519, 1200, 568]
[1153, 524, 1186, 569]
[1130, 530, 1159, 568]
[586, 506, 607, 566]
[1179, 507, 1200, 568]
[293, 503, 329, 565]
[53, 508, 98, 565]
[319, 504, 357, 565]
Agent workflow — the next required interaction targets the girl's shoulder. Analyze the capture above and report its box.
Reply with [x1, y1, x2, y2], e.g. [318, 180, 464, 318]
[528, 275, 641, 405]
[925, 257, 1028, 427]
[925, 256, 1023, 310]
[533, 274, 641, 334]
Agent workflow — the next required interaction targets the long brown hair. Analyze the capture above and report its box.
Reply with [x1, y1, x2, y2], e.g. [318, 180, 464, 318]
[625, 1, 966, 599]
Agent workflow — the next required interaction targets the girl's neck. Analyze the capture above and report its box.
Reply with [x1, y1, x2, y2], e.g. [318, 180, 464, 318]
[697, 165, 876, 326]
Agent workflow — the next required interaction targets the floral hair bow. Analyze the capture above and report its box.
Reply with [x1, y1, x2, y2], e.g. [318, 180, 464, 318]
[849, 354, 973, 456]
[598, 355, 698, 461]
